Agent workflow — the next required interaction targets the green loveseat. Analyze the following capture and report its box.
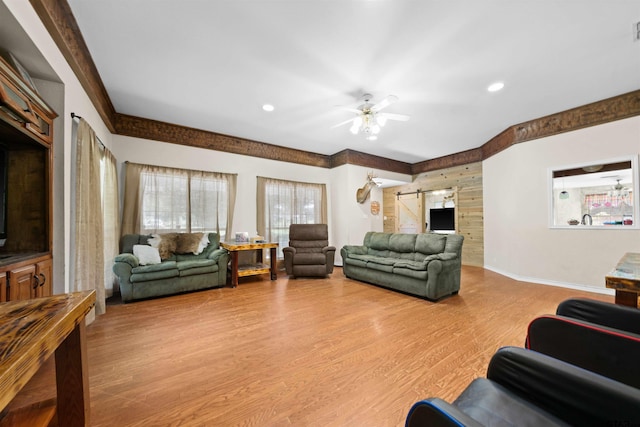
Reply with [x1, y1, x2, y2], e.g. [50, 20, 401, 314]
[341, 232, 464, 301]
[113, 233, 229, 302]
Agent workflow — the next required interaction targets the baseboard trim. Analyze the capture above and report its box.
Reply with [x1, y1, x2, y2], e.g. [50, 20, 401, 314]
[483, 265, 615, 296]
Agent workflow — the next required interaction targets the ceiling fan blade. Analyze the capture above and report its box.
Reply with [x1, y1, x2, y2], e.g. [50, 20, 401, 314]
[370, 95, 399, 112]
[331, 118, 356, 129]
[379, 112, 410, 121]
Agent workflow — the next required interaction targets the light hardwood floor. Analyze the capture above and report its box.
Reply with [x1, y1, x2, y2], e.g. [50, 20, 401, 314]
[13, 266, 612, 426]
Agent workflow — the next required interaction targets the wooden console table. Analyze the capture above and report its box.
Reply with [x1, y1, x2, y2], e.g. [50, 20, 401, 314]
[0, 290, 95, 426]
[220, 242, 278, 287]
[605, 252, 640, 308]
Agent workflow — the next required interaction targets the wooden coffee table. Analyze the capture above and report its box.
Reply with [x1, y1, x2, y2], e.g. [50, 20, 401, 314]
[605, 252, 640, 308]
[220, 241, 279, 287]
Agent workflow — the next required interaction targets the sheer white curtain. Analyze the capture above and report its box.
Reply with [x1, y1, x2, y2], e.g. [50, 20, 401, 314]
[256, 177, 327, 258]
[121, 162, 236, 239]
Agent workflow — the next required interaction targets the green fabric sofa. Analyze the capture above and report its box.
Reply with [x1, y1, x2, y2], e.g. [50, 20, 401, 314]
[341, 232, 464, 301]
[113, 233, 229, 302]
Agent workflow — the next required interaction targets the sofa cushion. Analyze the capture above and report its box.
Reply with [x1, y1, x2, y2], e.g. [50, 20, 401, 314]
[131, 261, 179, 283]
[291, 253, 327, 265]
[453, 378, 568, 426]
[389, 233, 417, 253]
[176, 259, 216, 271]
[393, 267, 429, 280]
[367, 262, 394, 273]
[121, 234, 152, 254]
[368, 232, 391, 251]
[415, 233, 447, 255]
[132, 260, 177, 274]
[288, 240, 327, 253]
[393, 260, 428, 271]
[176, 259, 217, 277]
[349, 254, 396, 265]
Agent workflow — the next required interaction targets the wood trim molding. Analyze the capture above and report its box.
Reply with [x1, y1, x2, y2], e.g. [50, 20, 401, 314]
[483, 90, 640, 160]
[114, 114, 331, 168]
[413, 90, 640, 175]
[330, 149, 412, 174]
[411, 148, 483, 175]
[29, 0, 117, 132]
[31, 1, 640, 173]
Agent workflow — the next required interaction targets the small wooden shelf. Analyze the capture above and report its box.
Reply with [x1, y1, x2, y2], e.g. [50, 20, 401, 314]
[220, 242, 279, 287]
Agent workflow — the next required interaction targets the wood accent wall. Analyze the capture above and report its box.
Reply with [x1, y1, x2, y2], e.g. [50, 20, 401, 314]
[384, 162, 483, 267]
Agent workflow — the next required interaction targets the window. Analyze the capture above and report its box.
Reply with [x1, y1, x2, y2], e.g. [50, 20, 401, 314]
[550, 157, 638, 228]
[122, 163, 236, 240]
[257, 177, 327, 257]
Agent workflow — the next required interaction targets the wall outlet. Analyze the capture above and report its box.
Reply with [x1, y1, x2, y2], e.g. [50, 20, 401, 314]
[635, 21, 640, 41]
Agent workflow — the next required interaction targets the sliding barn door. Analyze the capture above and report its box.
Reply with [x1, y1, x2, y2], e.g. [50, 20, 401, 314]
[396, 193, 425, 233]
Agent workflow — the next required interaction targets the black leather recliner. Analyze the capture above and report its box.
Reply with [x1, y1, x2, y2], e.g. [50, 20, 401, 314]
[526, 298, 640, 388]
[405, 346, 640, 426]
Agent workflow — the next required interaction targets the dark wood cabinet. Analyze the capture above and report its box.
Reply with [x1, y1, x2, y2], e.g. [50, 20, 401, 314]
[0, 272, 5, 302]
[2, 254, 52, 301]
[8, 264, 36, 301]
[35, 257, 52, 298]
[0, 55, 56, 300]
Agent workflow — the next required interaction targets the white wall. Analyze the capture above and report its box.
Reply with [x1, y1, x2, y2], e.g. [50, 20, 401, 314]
[6, 0, 114, 293]
[484, 116, 640, 293]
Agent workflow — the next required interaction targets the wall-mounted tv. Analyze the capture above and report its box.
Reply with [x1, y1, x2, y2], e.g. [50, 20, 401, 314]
[429, 207, 455, 231]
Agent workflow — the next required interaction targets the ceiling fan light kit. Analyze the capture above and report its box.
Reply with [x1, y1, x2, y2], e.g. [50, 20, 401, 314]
[335, 93, 410, 141]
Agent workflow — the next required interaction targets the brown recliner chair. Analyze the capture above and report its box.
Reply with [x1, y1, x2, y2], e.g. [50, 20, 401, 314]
[283, 224, 335, 278]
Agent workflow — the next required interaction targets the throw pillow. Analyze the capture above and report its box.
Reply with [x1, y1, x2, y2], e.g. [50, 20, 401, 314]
[133, 245, 161, 265]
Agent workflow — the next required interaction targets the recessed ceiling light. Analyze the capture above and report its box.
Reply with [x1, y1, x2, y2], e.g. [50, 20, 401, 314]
[262, 104, 274, 112]
[487, 82, 505, 92]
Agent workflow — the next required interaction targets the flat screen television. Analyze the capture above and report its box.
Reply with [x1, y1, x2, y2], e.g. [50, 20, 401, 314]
[429, 207, 455, 231]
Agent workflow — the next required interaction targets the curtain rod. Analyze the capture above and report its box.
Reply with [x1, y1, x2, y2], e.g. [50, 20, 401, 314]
[70, 112, 105, 149]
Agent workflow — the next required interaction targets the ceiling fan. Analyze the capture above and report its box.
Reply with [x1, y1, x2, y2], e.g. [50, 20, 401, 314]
[603, 177, 631, 198]
[332, 93, 410, 141]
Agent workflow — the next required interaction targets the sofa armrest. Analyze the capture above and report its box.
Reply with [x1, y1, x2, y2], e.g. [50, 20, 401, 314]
[487, 347, 640, 425]
[323, 246, 336, 254]
[341, 245, 366, 256]
[556, 298, 640, 335]
[406, 398, 484, 427]
[208, 248, 228, 263]
[114, 253, 139, 268]
[526, 315, 640, 388]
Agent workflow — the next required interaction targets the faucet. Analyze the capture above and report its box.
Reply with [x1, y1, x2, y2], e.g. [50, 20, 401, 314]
[581, 213, 592, 225]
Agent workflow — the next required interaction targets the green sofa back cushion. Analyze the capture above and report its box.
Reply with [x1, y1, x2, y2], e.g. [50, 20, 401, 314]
[415, 233, 447, 255]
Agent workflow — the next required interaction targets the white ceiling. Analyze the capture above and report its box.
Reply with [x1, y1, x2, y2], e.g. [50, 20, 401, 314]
[64, 0, 640, 164]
